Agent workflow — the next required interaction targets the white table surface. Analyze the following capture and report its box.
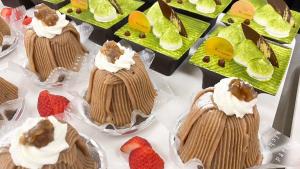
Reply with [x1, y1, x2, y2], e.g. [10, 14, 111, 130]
[0, 2, 300, 169]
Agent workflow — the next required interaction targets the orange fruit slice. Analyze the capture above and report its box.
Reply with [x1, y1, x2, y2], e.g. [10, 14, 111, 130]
[128, 11, 151, 33]
[205, 37, 234, 60]
[230, 0, 255, 20]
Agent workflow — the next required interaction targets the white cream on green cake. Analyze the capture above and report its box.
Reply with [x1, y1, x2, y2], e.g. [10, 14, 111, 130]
[253, 4, 281, 27]
[233, 40, 264, 67]
[217, 24, 245, 48]
[89, 0, 98, 13]
[265, 18, 292, 38]
[160, 28, 183, 51]
[246, 58, 274, 81]
[93, 0, 117, 22]
[213, 78, 258, 118]
[189, 0, 199, 5]
[146, 2, 163, 26]
[153, 16, 179, 38]
[95, 43, 135, 73]
[9, 116, 69, 169]
[196, 0, 216, 14]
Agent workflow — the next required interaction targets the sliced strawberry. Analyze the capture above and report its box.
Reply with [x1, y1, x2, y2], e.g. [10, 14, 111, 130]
[129, 146, 164, 169]
[49, 94, 70, 115]
[37, 90, 70, 117]
[37, 90, 53, 117]
[22, 16, 32, 25]
[1, 7, 12, 17]
[121, 136, 151, 153]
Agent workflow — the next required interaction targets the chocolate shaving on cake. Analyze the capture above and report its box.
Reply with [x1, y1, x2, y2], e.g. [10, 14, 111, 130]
[158, 0, 188, 37]
[267, 0, 295, 25]
[108, 0, 123, 14]
[214, 0, 222, 5]
[34, 4, 58, 26]
[19, 119, 55, 148]
[100, 41, 124, 63]
[229, 79, 257, 102]
[241, 23, 279, 67]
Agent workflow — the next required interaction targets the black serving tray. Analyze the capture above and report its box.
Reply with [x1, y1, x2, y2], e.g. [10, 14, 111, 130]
[59, 1, 147, 45]
[31, 0, 70, 10]
[2, 0, 35, 9]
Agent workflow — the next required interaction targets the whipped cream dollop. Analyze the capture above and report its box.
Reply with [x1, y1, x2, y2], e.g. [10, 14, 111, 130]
[32, 11, 69, 39]
[95, 43, 135, 73]
[9, 116, 69, 169]
[213, 78, 257, 118]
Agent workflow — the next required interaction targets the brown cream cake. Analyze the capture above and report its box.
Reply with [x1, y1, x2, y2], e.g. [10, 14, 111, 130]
[24, 4, 88, 81]
[0, 77, 18, 105]
[86, 41, 157, 127]
[0, 17, 11, 46]
[0, 117, 98, 169]
[177, 78, 262, 169]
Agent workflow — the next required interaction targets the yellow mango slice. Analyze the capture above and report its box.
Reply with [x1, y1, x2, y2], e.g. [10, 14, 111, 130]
[205, 37, 234, 60]
[230, 0, 255, 19]
[128, 11, 151, 33]
[71, 0, 88, 10]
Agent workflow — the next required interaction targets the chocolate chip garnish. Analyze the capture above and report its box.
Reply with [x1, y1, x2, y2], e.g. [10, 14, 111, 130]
[76, 8, 82, 14]
[243, 19, 250, 25]
[177, 0, 183, 4]
[1, 44, 10, 52]
[218, 59, 225, 67]
[166, 0, 171, 3]
[67, 8, 73, 13]
[4, 109, 17, 120]
[229, 79, 257, 102]
[19, 119, 55, 148]
[228, 18, 234, 23]
[139, 32, 146, 39]
[202, 56, 210, 63]
[124, 31, 131, 36]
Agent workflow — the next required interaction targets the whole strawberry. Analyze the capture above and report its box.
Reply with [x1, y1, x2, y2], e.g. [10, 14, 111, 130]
[129, 146, 164, 169]
[37, 90, 70, 117]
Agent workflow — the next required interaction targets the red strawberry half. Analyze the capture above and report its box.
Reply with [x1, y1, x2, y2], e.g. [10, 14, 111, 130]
[38, 90, 70, 117]
[129, 146, 164, 169]
[120, 136, 151, 153]
[1, 7, 12, 17]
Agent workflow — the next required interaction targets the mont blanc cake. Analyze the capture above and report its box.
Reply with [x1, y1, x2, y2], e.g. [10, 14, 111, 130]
[86, 41, 156, 127]
[0, 77, 18, 105]
[0, 116, 98, 169]
[178, 78, 262, 169]
[24, 4, 88, 81]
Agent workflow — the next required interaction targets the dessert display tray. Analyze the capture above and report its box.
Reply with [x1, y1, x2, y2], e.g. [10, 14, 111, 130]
[1, 0, 35, 9]
[31, 0, 69, 10]
[1, 2, 300, 169]
[163, 0, 233, 22]
[189, 25, 293, 95]
[221, 10, 300, 44]
[0, 33, 300, 169]
[59, 0, 146, 45]
[115, 13, 210, 76]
